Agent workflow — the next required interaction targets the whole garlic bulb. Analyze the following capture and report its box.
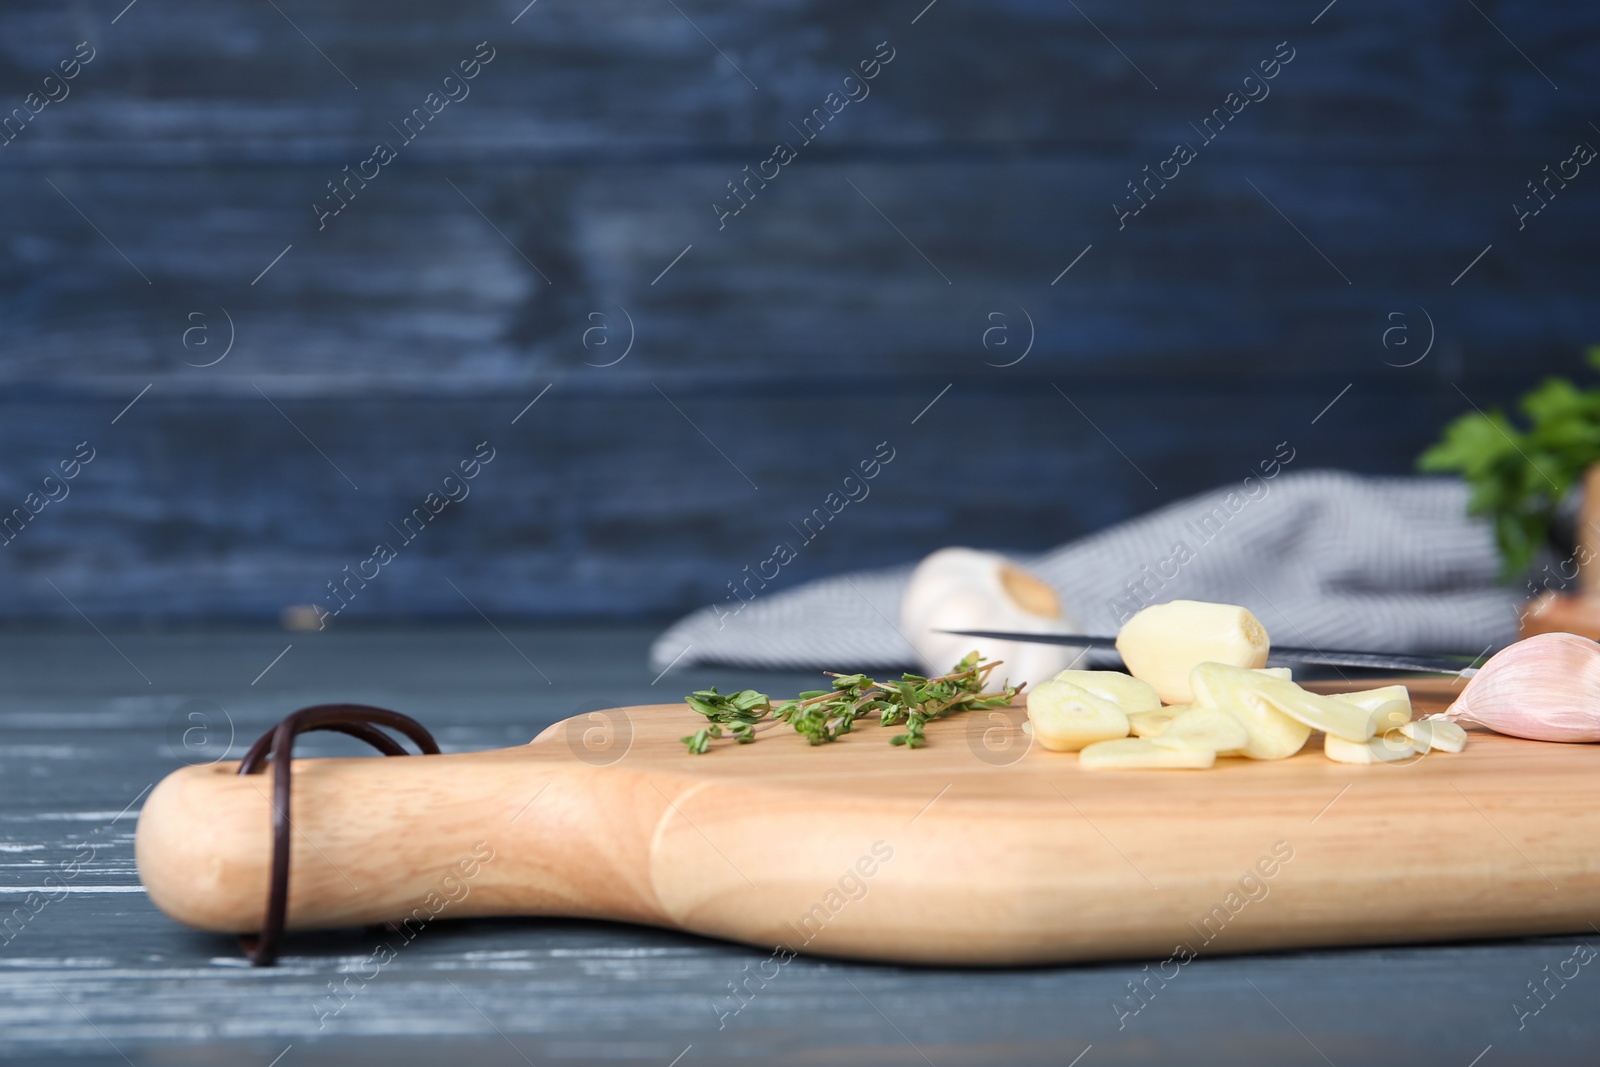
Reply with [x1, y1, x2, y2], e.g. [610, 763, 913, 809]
[1445, 632, 1600, 742]
[899, 547, 1083, 690]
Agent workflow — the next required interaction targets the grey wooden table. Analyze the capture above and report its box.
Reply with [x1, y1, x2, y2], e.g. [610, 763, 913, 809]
[0, 627, 1593, 1066]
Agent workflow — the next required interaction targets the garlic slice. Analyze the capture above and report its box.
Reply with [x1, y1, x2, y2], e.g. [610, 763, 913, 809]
[1401, 719, 1467, 753]
[1050, 670, 1161, 713]
[1026, 679, 1130, 752]
[1149, 707, 1250, 754]
[1367, 699, 1413, 735]
[1127, 707, 1183, 738]
[1189, 662, 1311, 760]
[1332, 686, 1413, 737]
[1080, 738, 1216, 769]
[1325, 731, 1416, 765]
[1252, 678, 1377, 743]
[1331, 684, 1412, 718]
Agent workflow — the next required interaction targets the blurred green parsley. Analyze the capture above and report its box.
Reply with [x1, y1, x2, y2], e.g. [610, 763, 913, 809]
[1418, 346, 1600, 577]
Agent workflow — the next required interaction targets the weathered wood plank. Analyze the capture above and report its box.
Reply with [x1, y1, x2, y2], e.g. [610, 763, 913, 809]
[0, 629, 1596, 1065]
[3, 0, 1596, 161]
[0, 379, 1530, 621]
[1, 0, 1598, 621]
[1, 160, 1594, 385]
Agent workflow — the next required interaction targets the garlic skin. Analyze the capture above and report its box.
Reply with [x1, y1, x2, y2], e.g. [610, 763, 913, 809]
[900, 548, 1082, 690]
[1445, 632, 1600, 742]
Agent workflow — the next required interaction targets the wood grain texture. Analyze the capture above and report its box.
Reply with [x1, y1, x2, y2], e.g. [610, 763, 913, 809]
[0, 382, 1493, 622]
[136, 677, 1600, 965]
[7, 628, 1600, 1065]
[2, 1, 1600, 621]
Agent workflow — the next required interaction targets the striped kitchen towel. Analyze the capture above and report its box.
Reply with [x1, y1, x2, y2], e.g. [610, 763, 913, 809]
[649, 470, 1523, 672]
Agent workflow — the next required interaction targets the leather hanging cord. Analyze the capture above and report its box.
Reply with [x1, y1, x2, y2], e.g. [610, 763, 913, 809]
[236, 704, 440, 966]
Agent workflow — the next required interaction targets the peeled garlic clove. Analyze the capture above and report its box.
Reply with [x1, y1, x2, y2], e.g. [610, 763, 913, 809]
[1445, 632, 1600, 742]
[1149, 707, 1250, 754]
[901, 548, 1082, 690]
[1189, 662, 1310, 760]
[1325, 730, 1415, 765]
[1051, 670, 1161, 713]
[1116, 600, 1270, 704]
[1080, 737, 1215, 770]
[1026, 680, 1129, 752]
[1128, 707, 1182, 738]
[1402, 719, 1467, 753]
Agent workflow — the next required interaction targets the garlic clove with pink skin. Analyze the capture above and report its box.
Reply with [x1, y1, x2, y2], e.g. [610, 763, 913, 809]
[1444, 632, 1600, 743]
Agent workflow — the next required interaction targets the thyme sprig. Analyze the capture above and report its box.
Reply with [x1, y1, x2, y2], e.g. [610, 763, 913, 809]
[680, 652, 1023, 754]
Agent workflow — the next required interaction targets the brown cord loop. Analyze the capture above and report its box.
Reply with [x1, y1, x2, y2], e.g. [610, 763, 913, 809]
[236, 704, 439, 966]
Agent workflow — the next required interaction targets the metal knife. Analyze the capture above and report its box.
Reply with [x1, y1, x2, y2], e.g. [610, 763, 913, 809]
[939, 630, 1488, 676]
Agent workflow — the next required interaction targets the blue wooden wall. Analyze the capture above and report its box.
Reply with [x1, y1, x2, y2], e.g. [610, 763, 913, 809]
[1, 0, 1597, 623]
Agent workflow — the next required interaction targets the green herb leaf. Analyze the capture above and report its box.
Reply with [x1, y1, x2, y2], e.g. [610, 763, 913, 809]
[679, 653, 1025, 754]
[1418, 350, 1600, 577]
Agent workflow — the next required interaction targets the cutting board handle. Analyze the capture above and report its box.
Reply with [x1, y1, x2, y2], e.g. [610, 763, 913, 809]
[136, 739, 676, 945]
[231, 704, 445, 965]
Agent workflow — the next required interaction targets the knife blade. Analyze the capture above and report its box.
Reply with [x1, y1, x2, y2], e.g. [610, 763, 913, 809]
[939, 630, 1487, 676]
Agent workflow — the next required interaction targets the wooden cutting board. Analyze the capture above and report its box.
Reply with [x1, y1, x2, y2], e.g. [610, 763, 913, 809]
[136, 678, 1600, 965]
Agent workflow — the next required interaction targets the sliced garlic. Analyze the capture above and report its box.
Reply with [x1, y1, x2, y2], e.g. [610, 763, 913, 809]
[1189, 662, 1310, 760]
[1127, 707, 1183, 738]
[1150, 707, 1250, 754]
[1330, 684, 1411, 716]
[1116, 600, 1270, 704]
[1254, 667, 1294, 681]
[1051, 670, 1161, 713]
[1246, 673, 1376, 743]
[1325, 730, 1415, 764]
[1401, 719, 1467, 753]
[1331, 685, 1413, 737]
[1080, 737, 1216, 769]
[1365, 698, 1413, 734]
[1026, 679, 1129, 752]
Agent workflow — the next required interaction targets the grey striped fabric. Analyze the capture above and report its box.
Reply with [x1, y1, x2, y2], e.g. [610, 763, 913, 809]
[648, 471, 1523, 672]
